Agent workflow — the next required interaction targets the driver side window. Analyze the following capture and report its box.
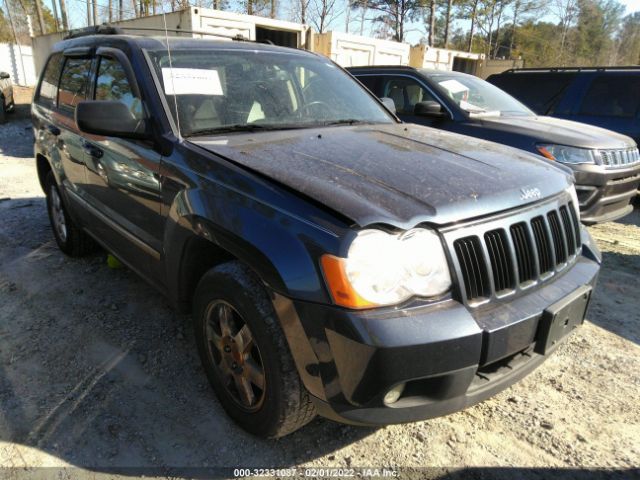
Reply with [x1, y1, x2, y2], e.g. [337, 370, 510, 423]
[95, 57, 143, 119]
[381, 76, 436, 115]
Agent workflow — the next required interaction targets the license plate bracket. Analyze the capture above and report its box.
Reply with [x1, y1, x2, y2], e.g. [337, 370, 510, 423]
[535, 285, 592, 355]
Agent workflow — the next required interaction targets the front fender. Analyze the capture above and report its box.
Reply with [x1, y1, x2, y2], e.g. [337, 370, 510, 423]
[162, 168, 347, 306]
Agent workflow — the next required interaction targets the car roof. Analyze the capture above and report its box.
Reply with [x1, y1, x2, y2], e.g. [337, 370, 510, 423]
[495, 67, 640, 75]
[52, 34, 314, 57]
[347, 65, 474, 78]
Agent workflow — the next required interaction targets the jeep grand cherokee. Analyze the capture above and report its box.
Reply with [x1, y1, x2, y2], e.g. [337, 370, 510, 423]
[32, 31, 601, 438]
[349, 66, 640, 224]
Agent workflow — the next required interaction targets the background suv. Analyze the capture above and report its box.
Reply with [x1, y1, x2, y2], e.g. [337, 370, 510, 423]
[349, 66, 640, 224]
[487, 67, 640, 146]
[33, 31, 600, 438]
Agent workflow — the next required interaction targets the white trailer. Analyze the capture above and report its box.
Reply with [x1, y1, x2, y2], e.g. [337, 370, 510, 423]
[313, 31, 411, 68]
[409, 45, 484, 75]
[32, 7, 312, 77]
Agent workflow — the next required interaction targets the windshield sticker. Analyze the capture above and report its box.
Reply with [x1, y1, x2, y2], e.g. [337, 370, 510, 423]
[438, 79, 468, 94]
[161, 68, 223, 95]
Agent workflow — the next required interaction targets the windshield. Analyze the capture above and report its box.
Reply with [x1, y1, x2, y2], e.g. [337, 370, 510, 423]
[148, 48, 394, 136]
[432, 74, 533, 117]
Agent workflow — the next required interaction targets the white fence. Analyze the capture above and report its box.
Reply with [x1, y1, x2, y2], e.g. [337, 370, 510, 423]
[0, 43, 37, 86]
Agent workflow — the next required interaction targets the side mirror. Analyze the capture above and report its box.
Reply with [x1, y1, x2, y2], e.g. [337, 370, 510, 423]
[380, 97, 397, 114]
[0, 72, 10, 79]
[75, 100, 149, 139]
[414, 101, 446, 118]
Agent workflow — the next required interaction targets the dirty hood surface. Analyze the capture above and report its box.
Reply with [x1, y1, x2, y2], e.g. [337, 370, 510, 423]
[191, 123, 572, 228]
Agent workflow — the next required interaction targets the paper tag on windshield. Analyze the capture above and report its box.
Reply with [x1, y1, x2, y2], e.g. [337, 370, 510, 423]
[161, 68, 223, 95]
[438, 79, 468, 94]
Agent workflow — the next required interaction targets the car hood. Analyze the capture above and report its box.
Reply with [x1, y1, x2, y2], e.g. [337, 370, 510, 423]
[190, 123, 572, 228]
[479, 115, 636, 149]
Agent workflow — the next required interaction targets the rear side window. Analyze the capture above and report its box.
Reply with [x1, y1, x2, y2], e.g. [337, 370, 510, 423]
[38, 53, 63, 106]
[579, 76, 640, 117]
[58, 58, 92, 111]
[356, 75, 379, 95]
[489, 73, 575, 115]
[95, 57, 143, 118]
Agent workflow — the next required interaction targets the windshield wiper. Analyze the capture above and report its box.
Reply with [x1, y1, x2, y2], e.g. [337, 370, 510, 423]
[323, 119, 373, 126]
[185, 124, 277, 136]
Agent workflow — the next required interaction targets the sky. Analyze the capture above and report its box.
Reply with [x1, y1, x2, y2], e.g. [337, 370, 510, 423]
[37, 0, 640, 42]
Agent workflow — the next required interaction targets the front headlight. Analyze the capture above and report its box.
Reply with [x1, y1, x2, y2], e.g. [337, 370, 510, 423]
[321, 228, 452, 309]
[537, 144, 596, 164]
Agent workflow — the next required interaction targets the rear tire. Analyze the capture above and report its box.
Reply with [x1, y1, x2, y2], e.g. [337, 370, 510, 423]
[193, 261, 316, 438]
[44, 171, 97, 256]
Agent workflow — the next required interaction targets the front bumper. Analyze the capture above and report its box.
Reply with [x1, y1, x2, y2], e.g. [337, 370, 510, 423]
[572, 163, 640, 224]
[274, 242, 600, 427]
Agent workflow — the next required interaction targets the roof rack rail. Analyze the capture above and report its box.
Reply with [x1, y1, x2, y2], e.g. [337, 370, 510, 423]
[502, 66, 640, 73]
[118, 26, 255, 42]
[64, 24, 123, 39]
[63, 24, 261, 43]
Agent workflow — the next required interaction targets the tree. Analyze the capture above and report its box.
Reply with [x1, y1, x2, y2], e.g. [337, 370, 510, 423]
[309, 0, 342, 32]
[0, 9, 14, 42]
[59, 0, 68, 30]
[616, 12, 640, 65]
[507, 0, 540, 58]
[571, 0, 623, 65]
[442, 0, 453, 47]
[3, 0, 57, 40]
[552, 0, 579, 64]
[352, 0, 421, 41]
[427, 0, 436, 46]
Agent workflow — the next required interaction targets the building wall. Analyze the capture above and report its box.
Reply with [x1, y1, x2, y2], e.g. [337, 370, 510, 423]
[0, 43, 37, 86]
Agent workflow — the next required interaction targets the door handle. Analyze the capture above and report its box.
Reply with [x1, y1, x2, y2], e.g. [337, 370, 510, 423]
[47, 124, 61, 136]
[83, 142, 103, 158]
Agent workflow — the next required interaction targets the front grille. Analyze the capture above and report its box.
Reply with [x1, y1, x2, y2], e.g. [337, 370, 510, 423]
[453, 236, 490, 300]
[530, 216, 553, 274]
[510, 222, 536, 284]
[484, 230, 515, 293]
[449, 200, 582, 305]
[598, 147, 640, 169]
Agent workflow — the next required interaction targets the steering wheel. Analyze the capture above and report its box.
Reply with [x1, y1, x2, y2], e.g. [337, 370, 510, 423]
[300, 101, 332, 119]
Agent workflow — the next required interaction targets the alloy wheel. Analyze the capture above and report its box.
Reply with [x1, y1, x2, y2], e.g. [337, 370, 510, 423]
[50, 185, 67, 243]
[204, 300, 266, 411]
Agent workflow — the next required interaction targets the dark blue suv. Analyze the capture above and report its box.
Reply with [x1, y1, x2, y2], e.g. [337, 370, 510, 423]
[349, 66, 640, 224]
[487, 67, 640, 147]
[33, 31, 601, 438]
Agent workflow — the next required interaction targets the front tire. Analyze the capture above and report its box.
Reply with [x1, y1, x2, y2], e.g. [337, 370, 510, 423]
[44, 171, 97, 256]
[193, 261, 316, 438]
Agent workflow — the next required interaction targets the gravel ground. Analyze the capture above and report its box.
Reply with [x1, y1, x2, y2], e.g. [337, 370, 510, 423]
[0, 91, 639, 479]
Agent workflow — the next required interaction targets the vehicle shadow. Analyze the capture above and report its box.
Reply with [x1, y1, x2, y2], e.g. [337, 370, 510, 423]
[586, 211, 640, 346]
[587, 249, 640, 346]
[0, 106, 34, 159]
[0, 197, 376, 474]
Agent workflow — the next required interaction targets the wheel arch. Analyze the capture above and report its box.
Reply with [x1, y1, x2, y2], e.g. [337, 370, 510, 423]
[163, 194, 336, 312]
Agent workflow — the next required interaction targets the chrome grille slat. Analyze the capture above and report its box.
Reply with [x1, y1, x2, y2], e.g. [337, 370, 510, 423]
[597, 147, 640, 169]
[448, 197, 581, 305]
[531, 216, 553, 274]
[547, 211, 567, 265]
[510, 222, 536, 284]
[484, 229, 514, 293]
[560, 206, 576, 254]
